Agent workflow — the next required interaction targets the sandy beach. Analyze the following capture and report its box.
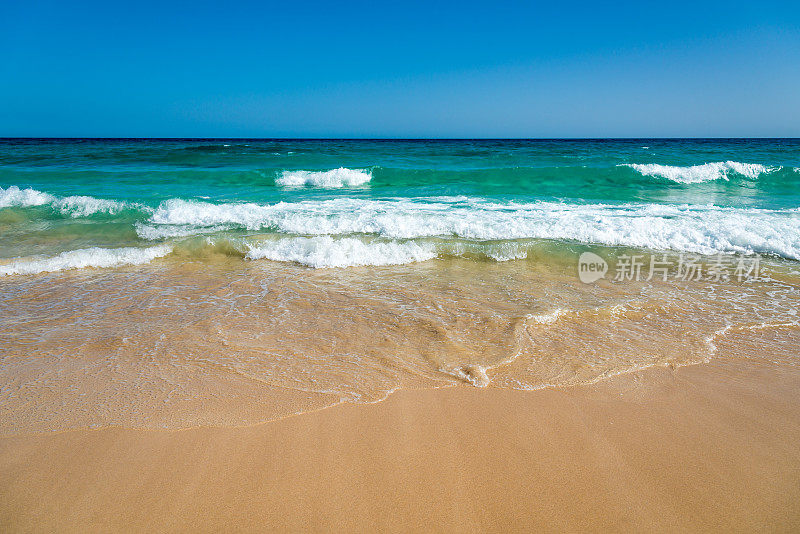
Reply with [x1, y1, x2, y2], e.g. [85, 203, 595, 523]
[4, 0, 800, 529]
[2, 355, 799, 533]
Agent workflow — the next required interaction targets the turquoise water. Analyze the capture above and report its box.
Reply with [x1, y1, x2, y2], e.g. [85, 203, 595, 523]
[1, 138, 800, 269]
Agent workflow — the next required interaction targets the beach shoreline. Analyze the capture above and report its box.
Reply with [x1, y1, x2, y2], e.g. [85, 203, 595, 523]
[2, 355, 799, 533]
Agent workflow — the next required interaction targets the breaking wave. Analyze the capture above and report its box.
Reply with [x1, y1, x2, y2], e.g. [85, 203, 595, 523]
[149, 197, 800, 260]
[0, 185, 54, 208]
[276, 168, 372, 188]
[0, 245, 172, 276]
[621, 161, 774, 183]
[245, 236, 435, 268]
[0, 185, 146, 217]
[53, 196, 139, 217]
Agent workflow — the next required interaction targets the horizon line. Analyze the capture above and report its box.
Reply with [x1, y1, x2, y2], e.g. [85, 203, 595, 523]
[2, 137, 799, 141]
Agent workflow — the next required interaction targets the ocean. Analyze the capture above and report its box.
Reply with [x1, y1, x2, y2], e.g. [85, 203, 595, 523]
[1, 138, 799, 432]
[2, 139, 800, 265]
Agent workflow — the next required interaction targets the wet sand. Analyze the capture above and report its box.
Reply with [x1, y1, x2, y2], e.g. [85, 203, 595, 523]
[2, 356, 799, 533]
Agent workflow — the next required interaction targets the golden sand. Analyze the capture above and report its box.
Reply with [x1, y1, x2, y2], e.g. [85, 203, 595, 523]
[1, 356, 799, 532]
[2, 257, 799, 531]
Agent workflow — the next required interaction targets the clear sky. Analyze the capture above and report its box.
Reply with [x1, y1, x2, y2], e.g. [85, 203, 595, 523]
[2, 0, 799, 137]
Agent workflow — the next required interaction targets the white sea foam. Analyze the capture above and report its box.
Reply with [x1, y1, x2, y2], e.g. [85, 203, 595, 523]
[0, 186, 55, 208]
[276, 168, 372, 188]
[149, 197, 800, 260]
[621, 161, 773, 183]
[0, 245, 172, 276]
[245, 236, 436, 268]
[0, 185, 145, 216]
[440, 365, 491, 387]
[54, 196, 142, 217]
[527, 309, 569, 325]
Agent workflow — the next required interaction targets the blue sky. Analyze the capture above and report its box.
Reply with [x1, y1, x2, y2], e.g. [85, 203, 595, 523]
[2, 0, 799, 137]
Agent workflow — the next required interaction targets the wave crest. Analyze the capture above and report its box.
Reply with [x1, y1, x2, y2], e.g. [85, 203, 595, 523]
[0, 186, 55, 208]
[621, 161, 773, 183]
[276, 168, 372, 188]
[54, 196, 140, 217]
[0, 245, 172, 276]
[245, 237, 435, 268]
[147, 197, 800, 260]
[0, 185, 146, 217]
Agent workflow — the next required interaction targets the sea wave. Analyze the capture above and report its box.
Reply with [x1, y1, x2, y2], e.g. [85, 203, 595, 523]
[54, 196, 140, 217]
[245, 236, 435, 268]
[0, 185, 147, 217]
[275, 168, 372, 188]
[149, 197, 800, 260]
[135, 222, 230, 240]
[621, 161, 774, 183]
[0, 245, 172, 276]
[0, 185, 55, 208]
